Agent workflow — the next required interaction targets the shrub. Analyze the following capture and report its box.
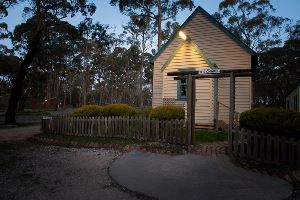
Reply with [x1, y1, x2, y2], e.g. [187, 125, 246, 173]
[149, 106, 185, 120]
[71, 105, 103, 117]
[102, 104, 137, 117]
[240, 107, 300, 137]
[137, 107, 153, 117]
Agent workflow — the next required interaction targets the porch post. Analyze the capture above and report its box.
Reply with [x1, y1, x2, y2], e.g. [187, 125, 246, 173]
[187, 74, 195, 145]
[214, 78, 219, 131]
[228, 72, 235, 152]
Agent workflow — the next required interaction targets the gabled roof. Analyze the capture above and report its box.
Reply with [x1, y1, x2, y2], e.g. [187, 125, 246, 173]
[153, 6, 256, 61]
[160, 39, 217, 72]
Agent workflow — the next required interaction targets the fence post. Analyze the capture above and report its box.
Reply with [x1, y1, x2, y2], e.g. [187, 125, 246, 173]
[266, 134, 272, 162]
[297, 140, 300, 168]
[240, 128, 245, 158]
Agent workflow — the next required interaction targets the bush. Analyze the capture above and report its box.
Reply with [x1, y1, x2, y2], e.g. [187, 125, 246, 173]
[149, 106, 185, 120]
[137, 107, 153, 117]
[102, 104, 137, 117]
[240, 107, 300, 137]
[71, 105, 103, 117]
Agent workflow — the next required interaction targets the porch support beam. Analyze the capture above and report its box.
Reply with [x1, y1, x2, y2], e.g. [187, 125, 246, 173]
[228, 72, 235, 152]
[186, 74, 196, 145]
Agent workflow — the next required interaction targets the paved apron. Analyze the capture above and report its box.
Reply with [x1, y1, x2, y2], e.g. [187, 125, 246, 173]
[110, 151, 292, 200]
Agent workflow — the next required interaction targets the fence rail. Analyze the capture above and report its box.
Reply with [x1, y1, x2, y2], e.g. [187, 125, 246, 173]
[41, 116, 187, 145]
[230, 128, 300, 168]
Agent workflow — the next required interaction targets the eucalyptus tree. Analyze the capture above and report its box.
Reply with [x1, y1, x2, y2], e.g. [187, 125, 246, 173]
[161, 21, 180, 45]
[214, 0, 291, 51]
[110, 0, 195, 50]
[254, 22, 300, 106]
[0, 0, 19, 54]
[123, 14, 154, 108]
[5, 0, 96, 124]
[76, 18, 110, 105]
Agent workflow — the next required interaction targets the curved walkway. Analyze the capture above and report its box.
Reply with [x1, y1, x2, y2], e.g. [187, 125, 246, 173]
[110, 151, 292, 200]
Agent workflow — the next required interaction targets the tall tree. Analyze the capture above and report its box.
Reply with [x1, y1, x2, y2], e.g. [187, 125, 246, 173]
[161, 21, 180, 45]
[5, 0, 96, 124]
[110, 0, 195, 50]
[76, 18, 110, 105]
[214, 0, 291, 51]
[254, 22, 300, 106]
[0, 0, 18, 54]
[123, 14, 153, 108]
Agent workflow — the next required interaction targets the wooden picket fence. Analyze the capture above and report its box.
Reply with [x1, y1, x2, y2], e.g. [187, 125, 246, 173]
[41, 116, 188, 145]
[230, 128, 300, 168]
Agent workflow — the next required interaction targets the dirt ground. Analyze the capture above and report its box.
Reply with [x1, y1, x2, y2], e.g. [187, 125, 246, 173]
[0, 125, 41, 143]
[0, 142, 150, 200]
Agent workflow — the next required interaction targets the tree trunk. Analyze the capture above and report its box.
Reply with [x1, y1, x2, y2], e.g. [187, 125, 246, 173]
[157, 0, 162, 50]
[5, 32, 41, 124]
[69, 91, 72, 105]
[139, 51, 145, 109]
[82, 73, 87, 105]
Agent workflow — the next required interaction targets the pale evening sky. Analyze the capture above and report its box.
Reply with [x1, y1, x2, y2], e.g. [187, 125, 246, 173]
[1, 0, 300, 48]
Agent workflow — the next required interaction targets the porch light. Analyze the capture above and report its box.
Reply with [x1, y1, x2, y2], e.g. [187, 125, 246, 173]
[179, 31, 187, 40]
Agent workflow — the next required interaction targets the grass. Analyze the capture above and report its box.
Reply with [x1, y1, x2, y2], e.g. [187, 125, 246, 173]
[39, 134, 147, 146]
[195, 129, 227, 143]
[16, 109, 51, 116]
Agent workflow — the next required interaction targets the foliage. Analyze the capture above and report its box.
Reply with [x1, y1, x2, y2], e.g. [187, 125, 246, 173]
[240, 107, 300, 136]
[0, 55, 21, 87]
[123, 14, 154, 108]
[0, 0, 18, 53]
[149, 106, 185, 120]
[137, 107, 153, 117]
[195, 129, 227, 143]
[254, 22, 300, 107]
[161, 21, 180, 45]
[4, 0, 98, 124]
[102, 104, 137, 117]
[110, 0, 195, 49]
[214, 0, 291, 51]
[71, 105, 104, 117]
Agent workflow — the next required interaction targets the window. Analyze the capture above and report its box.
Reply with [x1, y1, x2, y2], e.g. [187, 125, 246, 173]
[177, 79, 188, 100]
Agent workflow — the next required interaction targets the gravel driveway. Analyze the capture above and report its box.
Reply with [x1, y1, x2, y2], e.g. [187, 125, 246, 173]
[0, 142, 149, 200]
[0, 125, 40, 143]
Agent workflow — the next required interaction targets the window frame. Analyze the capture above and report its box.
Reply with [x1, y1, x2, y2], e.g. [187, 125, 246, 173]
[177, 79, 188, 100]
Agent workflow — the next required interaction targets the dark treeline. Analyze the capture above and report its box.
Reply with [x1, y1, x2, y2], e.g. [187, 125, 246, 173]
[0, 0, 299, 124]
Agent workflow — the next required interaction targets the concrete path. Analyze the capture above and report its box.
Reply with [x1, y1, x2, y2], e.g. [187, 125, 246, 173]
[0, 125, 40, 143]
[110, 151, 292, 200]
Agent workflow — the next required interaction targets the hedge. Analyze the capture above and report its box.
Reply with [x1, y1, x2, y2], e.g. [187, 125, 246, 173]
[149, 106, 185, 120]
[240, 107, 300, 137]
[137, 107, 153, 117]
[71, 104, 137, 117]
[102, 104, 137, 117]
[71, 105, 103, 117]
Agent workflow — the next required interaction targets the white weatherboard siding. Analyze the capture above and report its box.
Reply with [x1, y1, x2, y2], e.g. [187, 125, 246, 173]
[163, 42, 214, 125]
[153, 9, 253, 126]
